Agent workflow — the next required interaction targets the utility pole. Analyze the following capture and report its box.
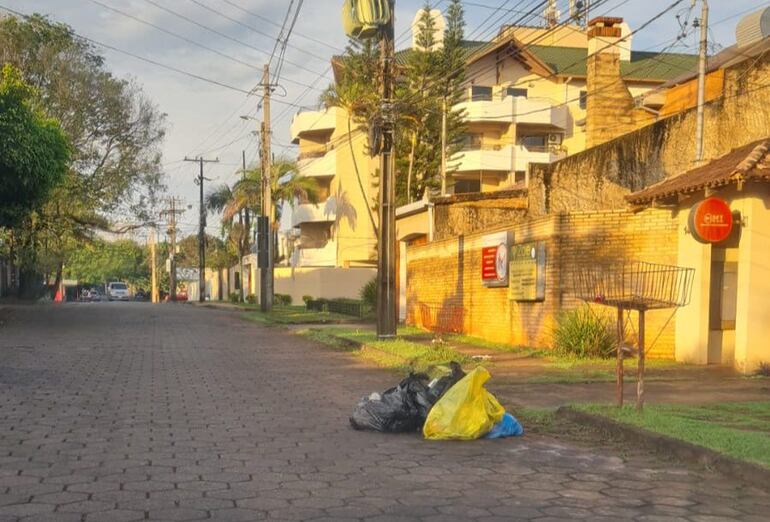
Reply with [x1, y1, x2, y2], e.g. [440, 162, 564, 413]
[694, 0, 709, 164]
[160, 198, 187, 302]
[259, 64, 274, 312]
[440, 95, 447, 195]
[150, 227, 159, 303]
[240, 150, 248, 304]
[184, 156, 219, 302]
[377, 0, 397, 338]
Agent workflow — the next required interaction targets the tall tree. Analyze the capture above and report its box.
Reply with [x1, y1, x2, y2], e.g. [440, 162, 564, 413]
[0, 14, 166, 295]
[0, 64, 69, 228]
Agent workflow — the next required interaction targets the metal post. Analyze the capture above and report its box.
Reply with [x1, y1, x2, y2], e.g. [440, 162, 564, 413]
[637, 310, 646, 411]
[616, 307, 625, 407]
[694, 0, 709, 163]
[169, 199, 177, 302]
[377, 0, 397, 338]
[150, 228, 159, 303]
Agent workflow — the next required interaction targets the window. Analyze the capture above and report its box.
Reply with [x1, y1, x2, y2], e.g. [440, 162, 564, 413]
[460, 133, 483, 150]
[506, 87, 528, 98]
[454, 179, 481, 194]
[514, 171, 526, 184]
[579, 90, 588, 110]
[518, 135, 547, 149]
[470, 85, 493, 101]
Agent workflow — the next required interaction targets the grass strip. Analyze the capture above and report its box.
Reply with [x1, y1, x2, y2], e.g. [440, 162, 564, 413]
[299, 326, 473, 375]
[575, 402, 770, 469]
[243, 305, 359, 325]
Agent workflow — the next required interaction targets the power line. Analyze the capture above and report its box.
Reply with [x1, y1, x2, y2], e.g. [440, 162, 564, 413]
[218, 0, 341, 52]
[140, 0, 326, 78]
[0, 4, 253, 95]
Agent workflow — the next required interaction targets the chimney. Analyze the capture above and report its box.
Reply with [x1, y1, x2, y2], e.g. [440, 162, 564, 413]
[585, 17, 638, 148]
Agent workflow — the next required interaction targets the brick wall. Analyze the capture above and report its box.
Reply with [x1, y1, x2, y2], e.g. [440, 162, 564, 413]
[407, 208, 679, 358]
[529, 51, 770, 216]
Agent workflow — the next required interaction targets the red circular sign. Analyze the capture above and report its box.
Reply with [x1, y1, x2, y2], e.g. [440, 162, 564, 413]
[688, 197, 733, 243]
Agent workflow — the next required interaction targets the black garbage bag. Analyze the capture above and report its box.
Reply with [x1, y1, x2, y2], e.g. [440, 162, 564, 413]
[350, 373, 433, 432]
[426, 361, 466, 403]
[349, 362, 467, 433]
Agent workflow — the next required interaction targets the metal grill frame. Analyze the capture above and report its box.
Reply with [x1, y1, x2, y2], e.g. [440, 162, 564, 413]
[573, 261, 695, 311]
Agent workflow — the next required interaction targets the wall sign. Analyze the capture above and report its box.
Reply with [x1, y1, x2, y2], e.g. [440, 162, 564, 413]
[509, 241, 546, 301]
[688, 197, 733, 244]
[481, 231, 512, 287]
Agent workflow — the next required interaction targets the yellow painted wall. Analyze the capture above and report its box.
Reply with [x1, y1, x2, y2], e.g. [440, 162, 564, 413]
[676, 186, 770, 372]
[272, 266, 376, 303]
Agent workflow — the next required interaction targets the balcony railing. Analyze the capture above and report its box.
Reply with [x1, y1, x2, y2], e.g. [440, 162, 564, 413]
[297, 147, 336, 178]
[455, 95, 568, 129]
[290, 107, 337, 142]
[291, 198, 337, 227]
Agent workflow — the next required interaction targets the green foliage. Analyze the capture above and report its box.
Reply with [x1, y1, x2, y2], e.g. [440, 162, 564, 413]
[63, 239, 148, 287]
[175, 233, 234, 270]
[0, 64, 69, 227]
[552, 306, 615, 359]
[359, 276, 377, 307]
[302, 295, 313, 305]
[274, 293, 292, 306]
[228, 292, 241, 304]
[246, 294, 257, 305]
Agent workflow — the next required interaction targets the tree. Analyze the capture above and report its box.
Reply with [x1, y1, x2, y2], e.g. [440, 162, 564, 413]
[175, 234, 233, 270]
[205, 159, 319, 298]
[0, 64, 69, 228]
[63, 239, 149, 288]
[0, 15, 166, 295]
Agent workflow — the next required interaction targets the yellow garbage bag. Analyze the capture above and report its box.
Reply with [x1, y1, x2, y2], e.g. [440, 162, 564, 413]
[423, 366, 505, 440]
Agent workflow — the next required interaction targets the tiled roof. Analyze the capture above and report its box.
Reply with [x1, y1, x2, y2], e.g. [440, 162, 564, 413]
[394, 41, 698, 82]
[527, 45, 699, 81]
[626, 139, 770, 205]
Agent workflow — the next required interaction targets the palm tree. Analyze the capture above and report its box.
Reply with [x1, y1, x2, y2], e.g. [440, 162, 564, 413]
[205, 158, 320, 299]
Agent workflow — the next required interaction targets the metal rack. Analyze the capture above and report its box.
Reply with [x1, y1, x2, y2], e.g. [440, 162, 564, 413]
[573, 261, 695, 409]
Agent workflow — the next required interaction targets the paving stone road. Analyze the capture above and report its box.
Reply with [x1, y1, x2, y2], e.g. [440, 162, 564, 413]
[0, 303, 768, 522]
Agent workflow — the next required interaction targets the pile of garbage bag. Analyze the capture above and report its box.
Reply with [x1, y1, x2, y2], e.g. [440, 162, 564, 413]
[350, 363, 523, 440]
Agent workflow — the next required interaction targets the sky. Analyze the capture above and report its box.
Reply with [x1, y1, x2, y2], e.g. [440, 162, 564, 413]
[2, 0, 767, 239]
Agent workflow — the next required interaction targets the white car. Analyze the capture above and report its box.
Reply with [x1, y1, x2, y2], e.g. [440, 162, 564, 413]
[107, 282, 130, 301]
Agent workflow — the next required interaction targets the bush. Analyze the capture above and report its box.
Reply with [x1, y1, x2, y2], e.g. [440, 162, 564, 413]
[274, 293, 292, 305]
[228, 292, 241, 304]
[552, 306, 615, 359]
[756, 361, 770, 377]
[246, 294, 257, 305]
[302, 295, 313, 306]
[360, 276, 377, 307]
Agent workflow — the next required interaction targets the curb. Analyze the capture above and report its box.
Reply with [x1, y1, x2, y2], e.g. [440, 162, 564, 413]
[556, 406, 770, 488]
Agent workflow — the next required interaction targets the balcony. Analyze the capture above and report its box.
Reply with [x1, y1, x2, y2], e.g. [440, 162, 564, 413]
[455, 95, 568, 129]
[513, 145, 566, 171]
[297, 147, 336, 178]
[291, 198, 337, 228]
[451, 145, 513, 172]
[290, 106, 337, 143]
[450, 144, 566, 174]
[291, 240, 337, 267]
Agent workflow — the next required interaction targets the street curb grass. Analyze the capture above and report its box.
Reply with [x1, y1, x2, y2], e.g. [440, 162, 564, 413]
[556, 406, 770, 488]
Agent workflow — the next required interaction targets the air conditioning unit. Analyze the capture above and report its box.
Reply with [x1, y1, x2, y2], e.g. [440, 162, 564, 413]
[547, 133, 563, 145]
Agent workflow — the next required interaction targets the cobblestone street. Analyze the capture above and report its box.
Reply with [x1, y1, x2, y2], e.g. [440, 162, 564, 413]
[0, 303, 767, 521]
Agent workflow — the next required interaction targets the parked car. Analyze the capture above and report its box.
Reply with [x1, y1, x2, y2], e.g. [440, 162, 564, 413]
[134, 289, 149, 301]
[106, 282, 130, 301]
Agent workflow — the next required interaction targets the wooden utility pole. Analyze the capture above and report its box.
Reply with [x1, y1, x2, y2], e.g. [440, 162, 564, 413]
[694, 0, 709, 163]
[184, 156, 219, 302]
[259, 64, 274, 312]
[376, 0, 397, 338]
[150, 227, 159, 303]
[240, 150, 248, 304]
[440, 96, 447, 195]
[160, 198, 186, 301]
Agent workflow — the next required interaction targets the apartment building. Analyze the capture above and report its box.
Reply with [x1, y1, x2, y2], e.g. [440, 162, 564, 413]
[440, 18, 698, 194]
[287, 107, 378, 269]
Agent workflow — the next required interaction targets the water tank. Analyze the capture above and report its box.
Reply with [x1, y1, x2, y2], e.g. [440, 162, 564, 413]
[736, 7, 770, 48]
